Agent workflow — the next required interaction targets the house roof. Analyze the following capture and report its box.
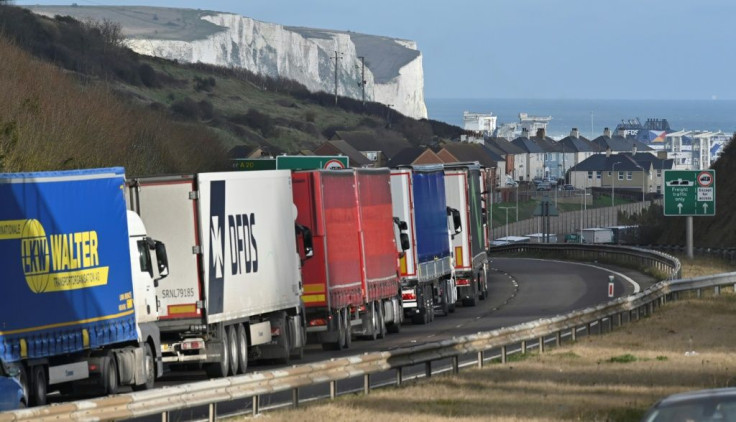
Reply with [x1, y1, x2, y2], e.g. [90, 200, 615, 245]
[531, 135, 563, 153]
[558, 135, 596, 153]
[591, 135, 653, 153]
[388, 147, 443, 167]
[485, 137, 525, 155]
[331, 130, 410, 158]
[313, 140, 372, 167]
[568, 154, 646, 173]
[438, 143, 500, 168]
[511, 136, 545, 153]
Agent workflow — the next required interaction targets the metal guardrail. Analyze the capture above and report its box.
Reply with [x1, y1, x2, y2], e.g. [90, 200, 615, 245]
[3, 245, 713, 422]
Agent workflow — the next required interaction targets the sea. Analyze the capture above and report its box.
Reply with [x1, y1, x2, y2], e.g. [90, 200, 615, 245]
[426, 98, 736, 139]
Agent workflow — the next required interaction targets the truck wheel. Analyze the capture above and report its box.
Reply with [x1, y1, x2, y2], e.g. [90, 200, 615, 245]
[277, 316, 291, 365]
[377, 302, 386, 339]
[367, 302, 378, 341]
[290, 320, 305, 360]
[30, 365, 47, 406]
[343, 308, 352, 349]
[132, 343, 155, 391]
[236, 324, 248, 374]
[227, 325, 239, 376]
[101, 354, 118, 395]
[205, 328, 230, 378]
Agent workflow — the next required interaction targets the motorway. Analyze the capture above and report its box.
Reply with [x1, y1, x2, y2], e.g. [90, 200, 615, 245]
[53, 258, 659, 419]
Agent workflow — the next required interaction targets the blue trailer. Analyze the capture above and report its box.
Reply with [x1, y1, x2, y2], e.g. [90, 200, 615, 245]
[0, 168, 168, 406]
[391, 165, 460, 324]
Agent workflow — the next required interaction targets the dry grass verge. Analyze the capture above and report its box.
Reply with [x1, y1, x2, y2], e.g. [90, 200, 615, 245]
[244, 259, 736, 422]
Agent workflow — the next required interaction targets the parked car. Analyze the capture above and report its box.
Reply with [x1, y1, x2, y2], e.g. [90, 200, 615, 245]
[536, 183, 551, 191]
[561, 184, 575, 191]
[0, 375, 25, 410]
[641, 387, 736, 422]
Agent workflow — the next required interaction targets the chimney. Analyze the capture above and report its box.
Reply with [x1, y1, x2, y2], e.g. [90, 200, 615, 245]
[633, 146, 637, 155]
[606, 147, 611, 157]
[521, 128, 529, 138]
[536, 128, 546, 139]
[617, 127, 626, 138]
[603, 127, 611, 137]
[571, 128, 579, 139]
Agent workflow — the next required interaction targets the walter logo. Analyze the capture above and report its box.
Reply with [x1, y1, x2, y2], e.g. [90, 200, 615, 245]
[0, 219, 108, 293]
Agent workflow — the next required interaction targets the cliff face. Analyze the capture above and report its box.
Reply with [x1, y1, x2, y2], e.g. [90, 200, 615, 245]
[125, 12, 427, 119]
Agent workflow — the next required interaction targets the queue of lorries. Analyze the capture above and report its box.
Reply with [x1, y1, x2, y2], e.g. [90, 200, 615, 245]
[0, 162, 491, 407]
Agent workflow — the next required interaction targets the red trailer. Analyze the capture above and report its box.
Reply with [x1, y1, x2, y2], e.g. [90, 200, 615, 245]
[292, 169, 404, 350]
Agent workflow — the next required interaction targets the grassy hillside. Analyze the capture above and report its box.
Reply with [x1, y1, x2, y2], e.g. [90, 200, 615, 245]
[0, 5, 463, 177]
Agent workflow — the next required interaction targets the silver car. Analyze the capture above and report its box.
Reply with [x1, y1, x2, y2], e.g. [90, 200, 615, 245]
[641, 387, 736, 422]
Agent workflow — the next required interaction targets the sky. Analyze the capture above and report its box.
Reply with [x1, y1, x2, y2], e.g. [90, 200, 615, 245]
[13, 0, 736, 100]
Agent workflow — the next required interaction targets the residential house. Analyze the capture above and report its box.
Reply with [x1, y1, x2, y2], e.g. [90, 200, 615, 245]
[436, 142, 503, 187]
[558, 128, 597, 172]
[313, 140, 373, 168]
[388, 147, 444, 167]
[567, 152, 670, 196]
[330, 130, 411, 167]
[511, 129, 546, 181]
[591, 128, 653, 156]
[484, 137, 525, 182]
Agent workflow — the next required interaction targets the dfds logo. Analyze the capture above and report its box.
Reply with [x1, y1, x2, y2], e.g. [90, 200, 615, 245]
[0, 219, 108, 293]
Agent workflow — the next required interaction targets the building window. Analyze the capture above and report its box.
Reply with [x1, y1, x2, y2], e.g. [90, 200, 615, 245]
[627, 171, 632, 180]
[657, 169, 662, 177]
[618, 171, 624, 181]
[596, 171, 602, 179]
[587, 171, 592, 180]
[656, 185, 662, 194]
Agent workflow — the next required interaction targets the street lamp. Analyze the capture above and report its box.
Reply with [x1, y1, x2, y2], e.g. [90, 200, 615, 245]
[611, 161, 621, 207]
[499, 206, 516, 238]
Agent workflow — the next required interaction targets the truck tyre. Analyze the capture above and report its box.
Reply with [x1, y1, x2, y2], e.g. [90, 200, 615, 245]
[205, 329, 230, 378]
[343, 308, 352, 349]
[377, 302, 386, 339]
[277, 315, 291, 365]
[236, 324, 248, 374]
[132, 343, 155, 391]
[227, 325, 239, 376]
[367, 302, 378, 340]
[30, 365, 47, 406]
[101, 353, 119, 396]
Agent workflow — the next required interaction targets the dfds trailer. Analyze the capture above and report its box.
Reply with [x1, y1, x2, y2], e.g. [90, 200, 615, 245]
[444, 163, 489, 306]
[292, 169, 404, 350]
[126, 170, 308, 377]
[0, 168, 168, 406]
[390, 165, 460, 324]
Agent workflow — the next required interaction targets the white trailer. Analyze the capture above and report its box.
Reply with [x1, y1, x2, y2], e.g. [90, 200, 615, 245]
[127, 171, 308, 377]
[582, 228, 614, 244]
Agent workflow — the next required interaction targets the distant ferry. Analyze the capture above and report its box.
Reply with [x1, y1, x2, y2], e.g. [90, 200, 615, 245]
[615, 117, 671, 142]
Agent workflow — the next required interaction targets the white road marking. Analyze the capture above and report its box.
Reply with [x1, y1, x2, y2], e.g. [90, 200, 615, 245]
[524, 258, 641, 294]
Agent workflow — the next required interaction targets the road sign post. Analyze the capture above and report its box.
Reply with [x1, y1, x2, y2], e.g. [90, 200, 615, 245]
[663, 170, 716, 259]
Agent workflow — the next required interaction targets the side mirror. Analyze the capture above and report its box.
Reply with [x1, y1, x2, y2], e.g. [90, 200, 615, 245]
[400, 233, 410, 251]
[481, 208, 488, 225]
[154, 241, 169, 279]
[295, 224, 314, 260]
[451, 208, 462, 234]
[393, 217, 408, 231]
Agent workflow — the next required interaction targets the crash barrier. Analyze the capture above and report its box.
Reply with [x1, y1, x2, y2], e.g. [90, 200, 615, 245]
[4, 245, 708, 422]
[488, 243, 682, 280]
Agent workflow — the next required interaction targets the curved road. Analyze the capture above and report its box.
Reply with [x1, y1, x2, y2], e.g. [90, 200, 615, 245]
[156, 257, 657, 382]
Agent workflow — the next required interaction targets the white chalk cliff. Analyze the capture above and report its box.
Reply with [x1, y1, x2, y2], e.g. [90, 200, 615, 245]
[123, 12, 428, 119]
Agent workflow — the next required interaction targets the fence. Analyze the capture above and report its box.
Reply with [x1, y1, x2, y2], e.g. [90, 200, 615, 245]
[3, 244, 705, 422]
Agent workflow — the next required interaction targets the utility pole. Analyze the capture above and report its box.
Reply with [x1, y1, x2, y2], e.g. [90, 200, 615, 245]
[357, 56, 366, 107]
[332, 50, 343, 105]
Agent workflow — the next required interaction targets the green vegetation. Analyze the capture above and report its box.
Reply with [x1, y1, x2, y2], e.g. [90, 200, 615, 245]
[608, 354, 638, 364]
[0, 5, 464, 176]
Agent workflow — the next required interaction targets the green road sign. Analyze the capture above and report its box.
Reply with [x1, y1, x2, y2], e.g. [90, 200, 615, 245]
[275, 155, 349, 170]
[663, 169, 716, 216]
[232, 159, 276, 171]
